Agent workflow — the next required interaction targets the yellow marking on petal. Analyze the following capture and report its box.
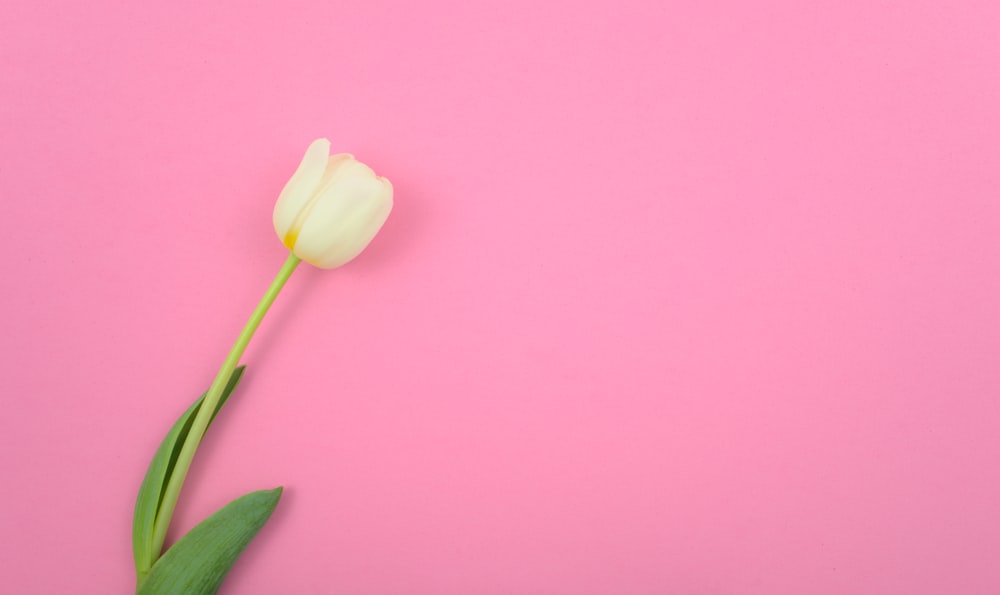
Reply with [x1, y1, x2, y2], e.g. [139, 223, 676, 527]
[283, 229, 299, 249]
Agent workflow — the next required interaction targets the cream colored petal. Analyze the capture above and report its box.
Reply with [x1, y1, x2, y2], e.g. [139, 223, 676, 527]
[318, 153, 355, 189]
[315, 156, 377, 196]
[294, 171, 393, 269]
[272, 139, 330, 242]
[377, 175, 393, 195]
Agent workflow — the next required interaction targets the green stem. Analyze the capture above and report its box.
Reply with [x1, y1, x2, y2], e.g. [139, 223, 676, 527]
[150, 251, 302, 558]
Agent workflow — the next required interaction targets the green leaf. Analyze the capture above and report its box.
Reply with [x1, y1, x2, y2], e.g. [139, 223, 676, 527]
[136, 487, 283, 595]
[132, 367, 247, 576]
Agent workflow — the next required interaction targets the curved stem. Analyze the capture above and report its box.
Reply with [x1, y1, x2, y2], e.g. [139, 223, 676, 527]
[150, 251, 302, 557]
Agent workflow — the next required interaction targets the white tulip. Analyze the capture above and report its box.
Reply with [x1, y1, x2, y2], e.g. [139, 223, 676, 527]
[273, 138, 393, 269]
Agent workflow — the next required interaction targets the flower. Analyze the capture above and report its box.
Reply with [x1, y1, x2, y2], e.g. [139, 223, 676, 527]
[273, 138, 393, 269]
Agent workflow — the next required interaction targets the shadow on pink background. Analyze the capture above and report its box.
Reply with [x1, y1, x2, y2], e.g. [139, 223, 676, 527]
[2, 1, 999, 593]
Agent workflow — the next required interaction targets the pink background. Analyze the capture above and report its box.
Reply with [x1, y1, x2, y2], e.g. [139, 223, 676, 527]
[2, 1, 999, 593]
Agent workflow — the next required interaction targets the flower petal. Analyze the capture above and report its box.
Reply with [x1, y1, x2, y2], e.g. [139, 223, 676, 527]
[295, 170, 393, 268]
[272, 139, 330, 244]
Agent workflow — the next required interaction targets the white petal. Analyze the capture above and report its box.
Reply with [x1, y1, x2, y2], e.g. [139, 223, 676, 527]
[316, 156, 376, 194]
[318, 153, 355, 189]
[272, 139, 330, 243]
[295, 171, 393, 268]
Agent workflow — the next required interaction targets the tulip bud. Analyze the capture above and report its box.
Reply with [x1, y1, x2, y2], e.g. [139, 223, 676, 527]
[273, 139, 393, 269]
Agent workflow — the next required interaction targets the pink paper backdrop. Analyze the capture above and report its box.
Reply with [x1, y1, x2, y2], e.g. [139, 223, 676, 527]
[2, 1, 999, 593]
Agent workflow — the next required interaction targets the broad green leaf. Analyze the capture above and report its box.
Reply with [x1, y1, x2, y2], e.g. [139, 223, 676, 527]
[132, 367, 246, 576]
[137, 487, 283, 595]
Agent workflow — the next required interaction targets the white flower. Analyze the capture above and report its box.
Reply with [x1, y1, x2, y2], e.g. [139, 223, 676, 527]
[273, 139, 393, 269]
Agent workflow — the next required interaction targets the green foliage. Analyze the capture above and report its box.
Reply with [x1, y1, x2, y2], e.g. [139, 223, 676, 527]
[132, 368, 246, 579]
[137, 488, 283, 595]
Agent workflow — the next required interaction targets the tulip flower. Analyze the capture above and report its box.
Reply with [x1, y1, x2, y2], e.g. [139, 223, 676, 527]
[274, 138, 393, 269]
[132, 140, 393, 594]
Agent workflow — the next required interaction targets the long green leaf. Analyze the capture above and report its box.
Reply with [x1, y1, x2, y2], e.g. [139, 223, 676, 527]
[132, 367, 247, 576]
[137, 487, 283, 595]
